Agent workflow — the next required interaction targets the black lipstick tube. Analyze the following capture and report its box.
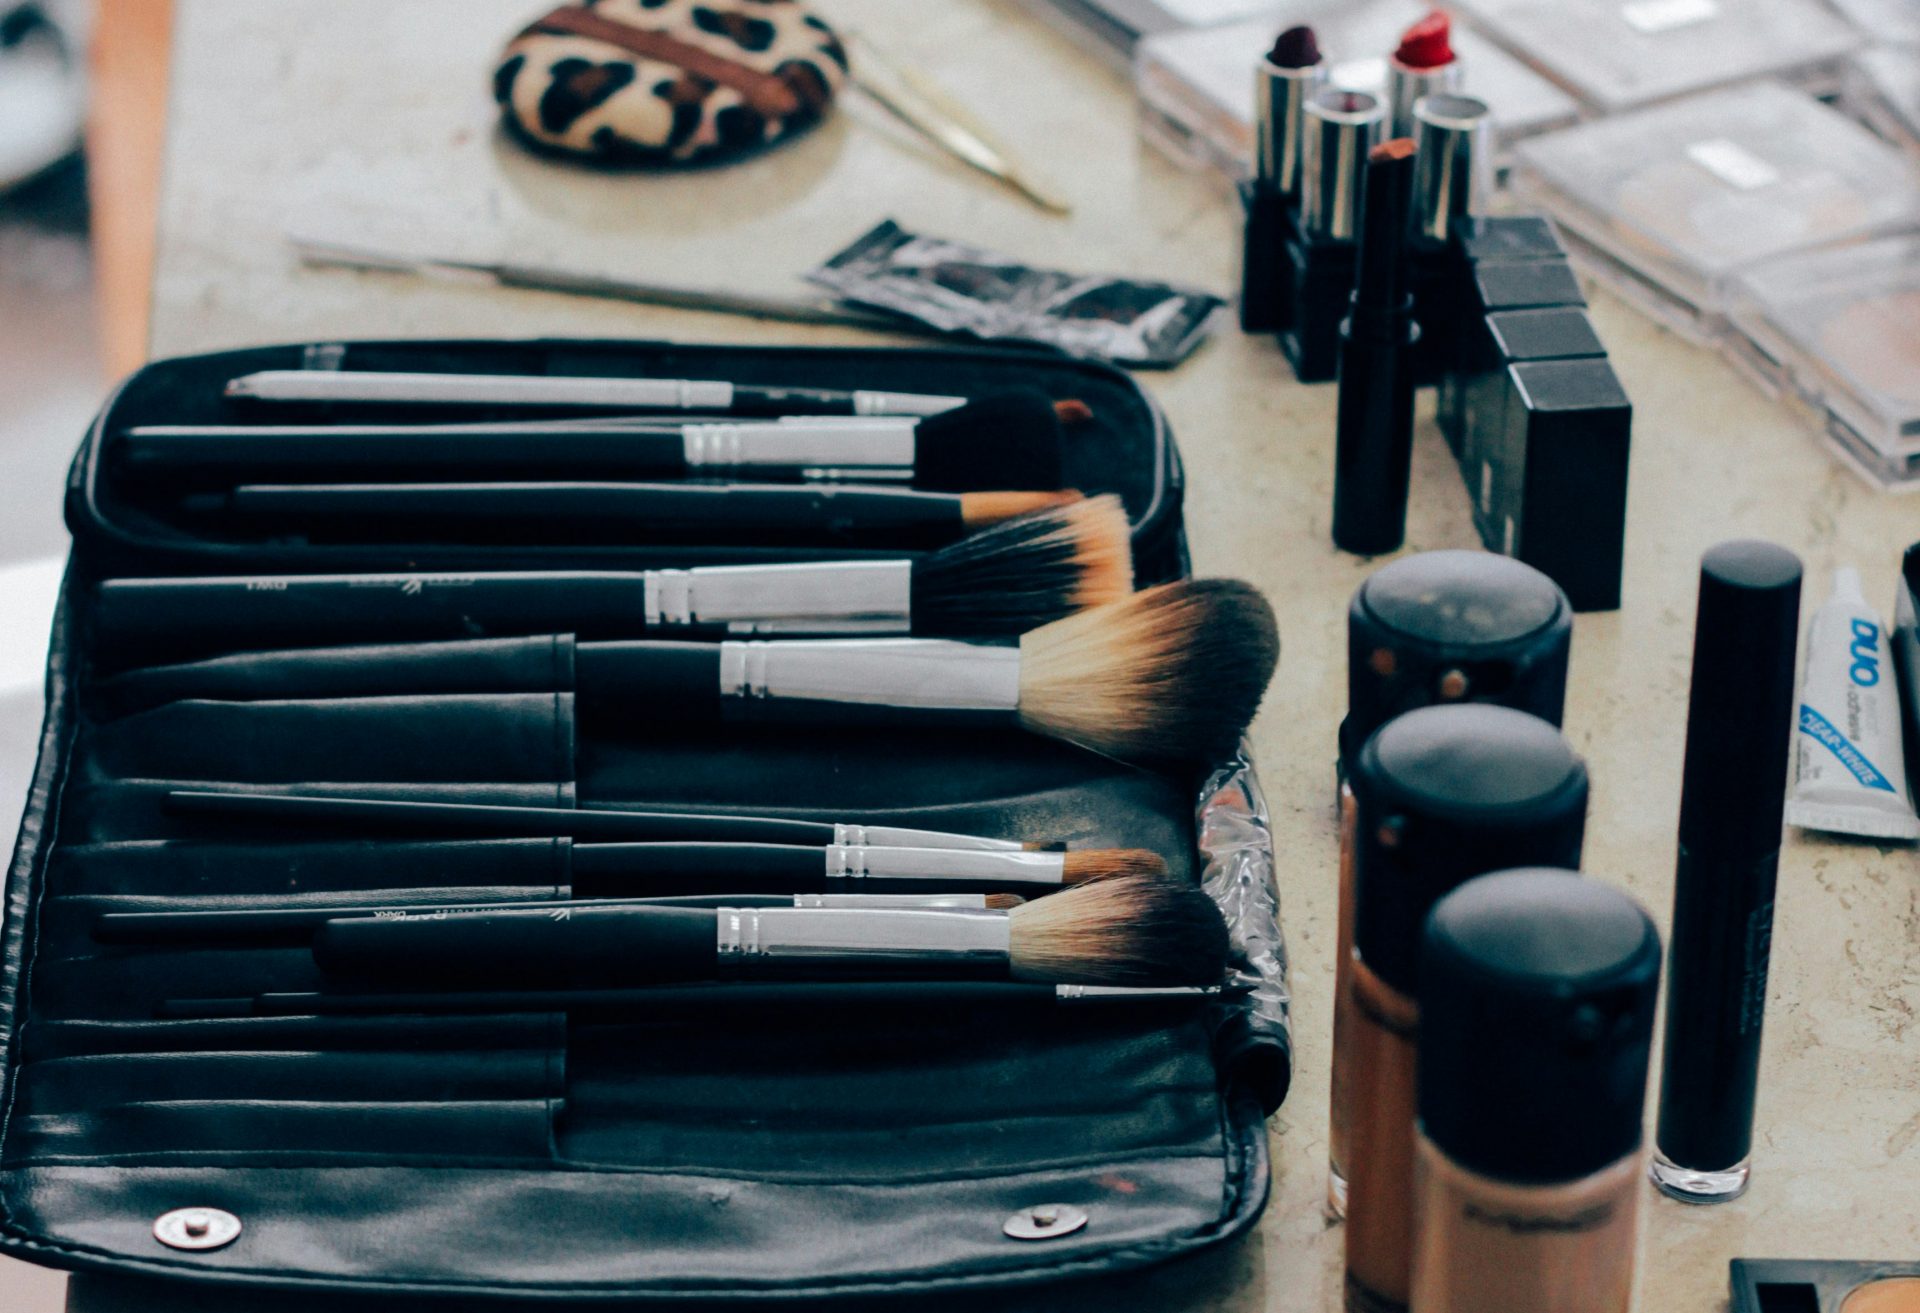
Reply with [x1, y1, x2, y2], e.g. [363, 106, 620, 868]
[1331, 140, 1419, 556]
[1281, 89, 1386, 383]
[1652, 541, 1802, 1203]
[1240, 42, 1327, 332]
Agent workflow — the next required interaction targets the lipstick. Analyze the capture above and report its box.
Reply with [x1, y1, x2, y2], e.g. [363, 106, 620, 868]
[1240, 25, 1327, 333]
[1387, 10, 1462, 139]
[1282, 88, 1386, 383]
[1332, 139, 1419, 556]
[1408, 94, 1490, 384]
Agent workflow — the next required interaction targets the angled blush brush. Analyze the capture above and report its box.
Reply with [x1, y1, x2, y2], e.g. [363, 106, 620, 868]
[161, 790, 1055, 853]
[311, 873, 1230, 989]
[121, 389, 1083, 491]
[94, 495, 1131, 650]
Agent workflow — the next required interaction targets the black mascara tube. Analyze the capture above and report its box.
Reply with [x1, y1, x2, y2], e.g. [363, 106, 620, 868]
[1652, 541, 1802, 1203]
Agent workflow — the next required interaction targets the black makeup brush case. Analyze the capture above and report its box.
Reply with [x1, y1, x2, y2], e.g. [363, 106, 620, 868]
[0, 339, 1287, 1303]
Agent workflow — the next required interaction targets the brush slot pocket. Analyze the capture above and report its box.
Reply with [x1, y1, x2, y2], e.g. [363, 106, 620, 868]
[47, 837, 574, 896]
[88, 634, 577, 720]
[59, 780, 580, 843]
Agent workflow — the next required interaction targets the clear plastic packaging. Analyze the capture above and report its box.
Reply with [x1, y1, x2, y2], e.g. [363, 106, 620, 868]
[1828, 0, 1920, 46]
[1511, 84, 1920, 342]
[1727, 234, 1920, 490]
[1453, 0, 1859, 113]
[1846, 46, 1920, 153]
[1135, 1, 1581, 185]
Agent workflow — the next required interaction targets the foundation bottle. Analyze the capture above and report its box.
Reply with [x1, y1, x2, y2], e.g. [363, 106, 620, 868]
[1341, 704, 1587, 1313]
[1331, 550, 1570, 1215]
[1411, 869, 1661, 1313]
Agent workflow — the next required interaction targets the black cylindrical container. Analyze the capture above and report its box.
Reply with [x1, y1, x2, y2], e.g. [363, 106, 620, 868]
[1413, 870, 1662, 1313]
[1652, 540, 1802, 1203]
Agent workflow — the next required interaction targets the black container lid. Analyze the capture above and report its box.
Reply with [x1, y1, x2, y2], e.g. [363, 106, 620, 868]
[1350, 704, 1588, 994]
[1510, 357, 1631, 414]
[1452, 215, 1567, 264]
[1419, 869, 1661, 1184]
[1678, 541, 1803, 861]
[1487, 307, 1606, 363]
[1343, 550, 1572, 764]
[1476, 259, 1586, 312]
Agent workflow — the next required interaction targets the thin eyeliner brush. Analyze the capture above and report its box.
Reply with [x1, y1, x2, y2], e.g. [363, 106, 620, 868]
[94, 495, 1132, 649]
[162, 790, 1054, 853]
[224, 369, 968, 417]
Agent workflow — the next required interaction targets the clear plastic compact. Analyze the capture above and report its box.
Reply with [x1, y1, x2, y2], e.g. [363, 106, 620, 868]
[1728, 234, 1920, 491]
[1510, 83, 1920, 341]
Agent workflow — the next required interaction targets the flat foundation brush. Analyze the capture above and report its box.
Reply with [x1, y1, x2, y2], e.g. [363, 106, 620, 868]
[573, 577, 1279, 766]
[122, 389, 1083, 492]
[162, 790, 1055, 853]
[188, 481, 1080, 549]
[95, 496, 1131, 650]
[311, 873, 1230, 989]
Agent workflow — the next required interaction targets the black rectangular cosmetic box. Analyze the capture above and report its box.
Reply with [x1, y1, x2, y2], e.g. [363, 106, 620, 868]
[0, 339, 1287, 1303]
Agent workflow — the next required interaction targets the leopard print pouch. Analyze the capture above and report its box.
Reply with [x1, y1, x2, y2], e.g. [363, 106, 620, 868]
[494, 0, 848, 166]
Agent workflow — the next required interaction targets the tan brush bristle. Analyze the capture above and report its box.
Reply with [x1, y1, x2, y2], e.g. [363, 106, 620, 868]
[1016, 578, 1279, 765]
[983, 893, 1027, 909]
[1007, 873, 1229, 986]
[1061, 848, 1171, 884]
[959, 490, 1082, 526]
[910, 494, 1132, 636]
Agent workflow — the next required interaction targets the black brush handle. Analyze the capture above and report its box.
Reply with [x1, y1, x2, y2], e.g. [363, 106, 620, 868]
[94, 572, 652, 650]
[121, 426, 689, 480]
[570, 842, 825, 897]
[163, 791, 837, 845]
[572, 641, 722, 721]
[211, 483, 969, 548]
[312, 905, 718, 989]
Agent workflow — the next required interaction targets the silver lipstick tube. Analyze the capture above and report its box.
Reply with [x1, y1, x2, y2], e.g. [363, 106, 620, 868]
[715, 906, 1011, 973]
[645, 561, 914, 634]
[1387, 57, 1463, 140]
[1255, 57, 1329, 199]
[1301, 89, 1386, 241]
[824, 846, 1069, 886]
[681, 417, 917, 480]
[1411, 94, 1491, 244]
[717, 639, 1021, 715]
[832, 822, 1025, 853]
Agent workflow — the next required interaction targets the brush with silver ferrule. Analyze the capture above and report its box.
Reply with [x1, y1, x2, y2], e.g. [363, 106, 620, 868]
[161, 790, 1053, 853]
[1386, 9, 1462, 139]
[94, 496, 1132, 660]
[160, 980, 1234, 1019]
[310, 873, 1231, 990]
[122, 389, 1088, 491]
[1411, 93, 1489, 246]
[1301, 89, 1387, 242]
[223, 369, 967, 417]
[575, 578, 1279, 767]
[94, 892, 1030, 948]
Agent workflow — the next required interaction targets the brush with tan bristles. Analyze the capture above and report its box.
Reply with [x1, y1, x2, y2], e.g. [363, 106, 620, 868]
[310, 874, 1231, 989]
[576, 577, 1280, 766]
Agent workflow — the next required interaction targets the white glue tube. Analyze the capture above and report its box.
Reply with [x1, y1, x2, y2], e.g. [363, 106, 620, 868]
[1786, 567, 1920, 841]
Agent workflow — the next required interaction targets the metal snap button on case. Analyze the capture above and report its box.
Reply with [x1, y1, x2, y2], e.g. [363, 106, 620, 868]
[1002, 1203, 1088, 1240]
[153, 1207, 242, 1252]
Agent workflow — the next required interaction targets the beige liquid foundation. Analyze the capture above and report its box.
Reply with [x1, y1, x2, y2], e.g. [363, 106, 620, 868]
[1410, 870, 1661, 1313]
[1339, 704, 1587, 1313]
[1329, 551, 1570, 1215]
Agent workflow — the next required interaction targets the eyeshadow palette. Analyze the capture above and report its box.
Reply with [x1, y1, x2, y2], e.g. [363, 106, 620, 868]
[1728, 233, 1920, 490]
[1135, 0, 1580, 183]
[1511, 83, 1920, 341]
[1453, 0, 1859, 113]
[1733, 1258, 1920, 1313]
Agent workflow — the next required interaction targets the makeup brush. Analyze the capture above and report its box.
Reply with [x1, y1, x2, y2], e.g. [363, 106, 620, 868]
[187, 482, 1080, 549]
[311, 872, 1231, 989]
[96, 892, 1029, 947]
[160, 979, 1229, 1020]
[224, 369, 968, 417]
[567, 577, 1275, 766]
[120, 389, 1084, 491]
[96, 496, 1131, 651]
[161, 790, 1055, 853]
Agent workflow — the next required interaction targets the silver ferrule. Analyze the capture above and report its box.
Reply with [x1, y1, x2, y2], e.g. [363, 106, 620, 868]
[680, 417, 917, 477]
[224, 371, 736, 410]
[1387, 58, 1462, 139]
[833, 822, 1025, 853]
[1301, 89, 1386, 241]
[824, 846, 1067, 886]
[717, 639, 1021, 713]
[794, 893, 997, 909]
[1054, 985, 1220, 1002]
[644, 561, 913, 633]
[714, 906, 1011, 973]
[852, 390, 966, 417]
[1411, 93, 1490, 244]
[1254, 59, 1329, 196]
